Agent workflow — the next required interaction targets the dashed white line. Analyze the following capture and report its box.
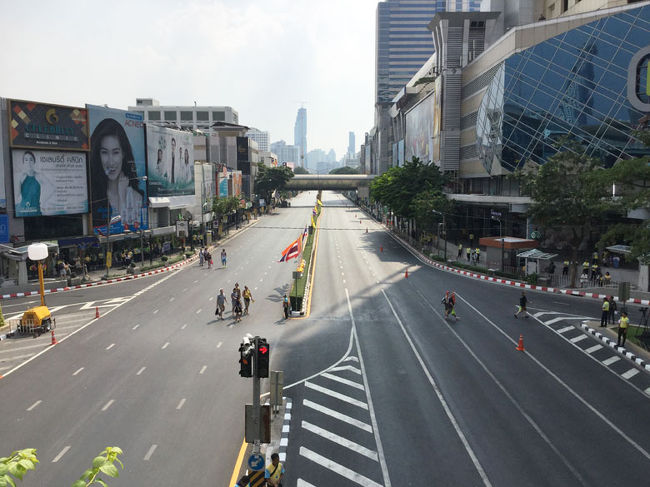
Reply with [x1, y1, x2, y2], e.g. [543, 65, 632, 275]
[603, 356, 621, 366]
[621, 368, 640, 380]
[137, 366, 146, 376]
[585, 344, 603, 354]
[153, 309, 159, 315]
[209, 296, 214, 301]
[106, 343, 115, 350]
[181, 323, 188, 330]
[162, 342, 170, 350]
[101, 399, 115, 411]
[132, 324, 140, 330]
[193, 280, 199, 283]
[52, 446, 70, 463]
[170, 297, 175, 302]
[569, 335, 588, 343]
[26, 400, 42, 411]
[217, 341, 223, 348]
[196, 308, 202, 314]
[176, 398, 186, 410]
[199, 365, 207, 374]
[557, 325, 575, 334]
[73, 367, 84, 376]
[143, 444, 157, 461]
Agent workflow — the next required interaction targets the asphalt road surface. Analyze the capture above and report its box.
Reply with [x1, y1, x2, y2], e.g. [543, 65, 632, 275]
[1, 190, 649, 487]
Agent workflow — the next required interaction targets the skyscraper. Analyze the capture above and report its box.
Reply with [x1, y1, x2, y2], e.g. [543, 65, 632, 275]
[245, 127, 270, 152]
[293, 107, 307, 168]
[348, 132, 355, 156]
[375, 0, 481, 104]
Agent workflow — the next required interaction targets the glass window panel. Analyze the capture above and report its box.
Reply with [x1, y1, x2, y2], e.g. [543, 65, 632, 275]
[196, 111, 209, 121]
[180, 111, 193, 121]
[212, 111, 225, 121]
[164, 111, 177, 121]
[148, 111, 161, 121]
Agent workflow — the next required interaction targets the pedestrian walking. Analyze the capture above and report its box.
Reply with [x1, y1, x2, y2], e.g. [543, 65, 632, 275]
[466, 247, 471, 262]
[282, 294, 290, 319]
[616, 311, 629, 347]
[514, 291, 528, 318]
[205, 250, 212, 269]
[264, 452, 285, 487]
[600, 297, 609, 327]
[608, 295, 617, 324]
[243, 285, 254, 315]
[233, 295, 243, 322]
[231, 284, 241, 315]
[457, 243, 463, 259]
[475, 247, 480, 265]
[199, 248, 204, 267]
[215, 288, 227, 320]
[562, 260, 569, 276]
[221, 248, 227, 267]
[441, 291, 457, 320]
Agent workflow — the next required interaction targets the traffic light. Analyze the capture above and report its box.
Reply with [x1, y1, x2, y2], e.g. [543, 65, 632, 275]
[256, 338, 270, 378]
[239, 341, 253, 378]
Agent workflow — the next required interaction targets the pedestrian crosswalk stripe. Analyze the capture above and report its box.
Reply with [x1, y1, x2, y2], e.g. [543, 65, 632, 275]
[342, 356, 359, 363]
[305, 382, 368, 409]
[321, 372, 365, 390]
[299, 447, 383, 487]
[585, 344, 603, 354]
[570, 335, 588, 343]
[603, 356, 621, 366]
[297, 479, 317, 487]
[302, 420, 378, 461]
[545, 317, 569, 326]
[621, 368, 639, 380]
[329, 365, 361, 375]
[645, 387, 650, 396]
[557, 326, 574, 334]
[303, 399, 372, 432]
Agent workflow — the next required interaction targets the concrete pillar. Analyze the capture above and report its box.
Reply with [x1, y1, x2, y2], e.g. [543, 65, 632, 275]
[639, 263, 649, 292]
[18, 260, 28, 286]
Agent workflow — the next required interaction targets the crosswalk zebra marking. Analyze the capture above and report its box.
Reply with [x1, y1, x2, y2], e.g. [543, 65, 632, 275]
[302, 420, 378, 461]
[305, 382, 368, 409]
[303, 399, 372, 433]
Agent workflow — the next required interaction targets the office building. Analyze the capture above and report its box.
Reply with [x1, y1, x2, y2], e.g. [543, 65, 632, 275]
[541, 0, 645, 19]
[246, 128, 270, 152]
[270, 140, 301, 165]
[294, 107, 307, 167]
[348, 132, 356, 156]
[128, 98, 238, 132]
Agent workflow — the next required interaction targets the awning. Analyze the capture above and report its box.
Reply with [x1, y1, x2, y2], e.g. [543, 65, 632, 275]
[1, 242, 59, 261]
[516, 249, 558, 260]
[148, 195, 195, 210]
[148, 197, 171, 208]
[606, 245, 631, 255]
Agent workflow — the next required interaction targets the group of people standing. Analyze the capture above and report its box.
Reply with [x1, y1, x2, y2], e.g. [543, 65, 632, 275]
[215, 283, 254, 322]
[199, 247, 228, 270]
[600, 296, 630, 347]
[457, 244, 481, 265]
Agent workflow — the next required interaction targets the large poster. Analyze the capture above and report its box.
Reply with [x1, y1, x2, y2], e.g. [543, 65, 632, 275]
[87, 105, 147, 233]
[432, 77, 442, 164]
[12, 149, 88, 217]
[8, 100, 88, 151]
[405, 93, 434, 164]
[0, 101, 6, 209]
[146, 125, 195, 197]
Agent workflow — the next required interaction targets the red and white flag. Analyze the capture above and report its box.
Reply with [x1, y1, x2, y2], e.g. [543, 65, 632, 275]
[279, 236, 302, 262]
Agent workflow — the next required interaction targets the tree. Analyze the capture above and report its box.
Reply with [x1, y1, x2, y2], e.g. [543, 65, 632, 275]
[330, 166, 359, 174]
[293, 166, 309, 174]
[254, 163, 294, 205]
[516, 139, 621, 286]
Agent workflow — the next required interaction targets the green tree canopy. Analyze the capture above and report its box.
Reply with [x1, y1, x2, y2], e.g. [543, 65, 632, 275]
[212, 195, 241, 219]
[293, 166, 310, 174]
[254, 163, 294, 204]
[330, 166, 359, 174]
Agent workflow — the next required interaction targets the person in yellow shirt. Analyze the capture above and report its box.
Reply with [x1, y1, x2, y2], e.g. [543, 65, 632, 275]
[600, 297, 610, 327]
[617, 311, 629, 347]
[264, 453, 285, 486]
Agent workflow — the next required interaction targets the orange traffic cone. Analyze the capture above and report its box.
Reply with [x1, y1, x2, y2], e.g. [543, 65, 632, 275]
[50, 329, 58, 345]
[405, 269, 409, 278]
[95, 306, 100, 319]
[516, 334, 525, 351]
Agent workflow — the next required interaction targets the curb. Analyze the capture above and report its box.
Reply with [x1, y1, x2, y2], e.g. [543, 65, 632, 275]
[273, 397, 291, 463]
[581, 322, 650, 373]
[0, 255, 198, 302]
[387, 228, 650, 306]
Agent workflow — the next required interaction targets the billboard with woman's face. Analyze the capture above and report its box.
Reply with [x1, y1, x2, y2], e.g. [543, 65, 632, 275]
[146, 125, 195, 197]
[87, 105, 147, 232]
[405, 93, 434, 164]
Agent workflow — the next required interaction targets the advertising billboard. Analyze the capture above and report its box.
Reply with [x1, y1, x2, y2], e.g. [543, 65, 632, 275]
[405, 93, 434, 164]
[87, 105, 147, 233]
[12, 149, 88, 217]
[146, 125, 195, 197]
[8, 100, 88, 151]
[432, 77, 443, 164]
[0, 100, 7, 209]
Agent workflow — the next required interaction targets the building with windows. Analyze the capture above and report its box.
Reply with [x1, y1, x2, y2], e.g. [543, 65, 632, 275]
[542, 0, 646, 19]
[270, 140, 301, 165]
[294, 107, 307, 167]
[128, 98, 238, 132]
[348, 131, 356, 156]
[245, 127, 270, 152]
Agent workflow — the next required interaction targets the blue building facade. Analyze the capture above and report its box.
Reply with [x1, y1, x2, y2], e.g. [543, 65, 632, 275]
[476, 4, 650, 173]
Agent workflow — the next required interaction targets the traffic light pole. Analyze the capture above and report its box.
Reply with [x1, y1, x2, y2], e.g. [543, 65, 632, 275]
[252, 336, 261, 454]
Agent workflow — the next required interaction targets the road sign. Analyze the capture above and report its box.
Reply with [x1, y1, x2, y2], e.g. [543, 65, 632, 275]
[531, 231, 541, 239]
[248, 453, 265, 471]
[245, 404, 271, 443]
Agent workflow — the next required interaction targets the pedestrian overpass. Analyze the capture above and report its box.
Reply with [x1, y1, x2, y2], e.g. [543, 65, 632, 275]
[285, 174, 376, 191]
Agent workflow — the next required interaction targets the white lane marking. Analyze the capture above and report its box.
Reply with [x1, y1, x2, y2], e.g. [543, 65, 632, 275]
[303, 399, 372, 432]
[585, 344, 603, 354]
[378, 289, 489, 486]
[305, 382, 368, 410]
[181, 323, 188, 330]
[143, 444, 157, 461]
[196, 308, 202, 314]
[557, 325, 574, 334]
[457, 293, 650, 462]
[170, 297, 175, 302]
[183, 288, 187, 292]
[106, 343, 115, 350]
[217, 341, 223, 349]
[321, 372, 364, 390]
[193, 280, 199, 283]
[300, 447, 383, 487]
[302, 420, 378, 461]
[176, 398, 186, 410]
[603, 356, 621, 366]
[162, 342, 170, 350]
[645, 387, 650, 396]
[26, 400, 42, 411]
[329, 365, 361, 375]
[209, 296, 214, 301]
[132, 324, 140, 330]
[199, 365, 207, 374]
[72, 367, 84, 376]
[622, 368, 639, 380]
[343, 356, 359, 363]
[570, 335, 588, 343]
[153, 309, 159, 315]
[0, 342, 52, 355]
[52, 446, 70, 463]
[137, 366, 146, 376]
[101, 399, 115, 411]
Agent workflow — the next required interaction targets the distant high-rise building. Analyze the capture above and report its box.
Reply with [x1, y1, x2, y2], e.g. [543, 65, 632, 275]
[245, 127, 269, 152]
[270, 140, 300, 165]
[375, 0, 481, 104]
[348, 132, 355, 156]
[129, 98, 238, 132]
[293, 107, 307, 167]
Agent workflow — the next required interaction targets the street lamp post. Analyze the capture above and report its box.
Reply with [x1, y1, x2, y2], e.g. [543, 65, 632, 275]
[27, 243, 48, 307]
[105, 214, 121, 279]
[433, 210, 447, 262]
[491, 211, 504, 272]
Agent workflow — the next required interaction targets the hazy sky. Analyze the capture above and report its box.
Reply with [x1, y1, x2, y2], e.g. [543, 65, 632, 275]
[0, 0, 379, 158]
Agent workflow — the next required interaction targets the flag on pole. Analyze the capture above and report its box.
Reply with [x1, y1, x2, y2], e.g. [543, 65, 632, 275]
[317, 199, 323, 207]
[312, 207, 317, 217]
[279, 236, 301, 262]
[311, 215, 316, 228]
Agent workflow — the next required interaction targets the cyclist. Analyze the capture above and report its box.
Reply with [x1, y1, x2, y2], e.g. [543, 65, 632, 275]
[215, 288, 227, 320]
